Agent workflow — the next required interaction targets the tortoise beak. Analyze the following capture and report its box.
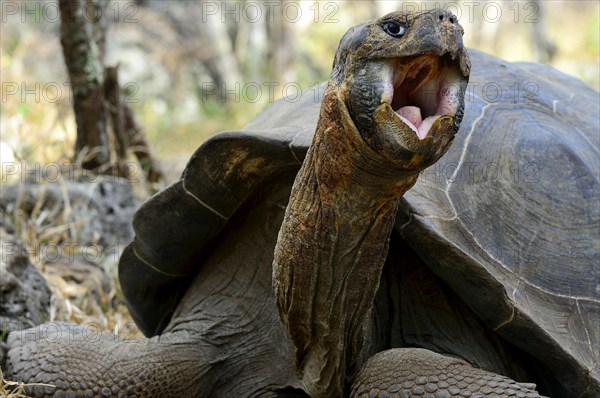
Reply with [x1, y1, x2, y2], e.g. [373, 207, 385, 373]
[380, 53, 468, 140]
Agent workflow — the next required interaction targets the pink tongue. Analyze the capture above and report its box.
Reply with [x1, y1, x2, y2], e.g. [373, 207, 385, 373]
[397, 106, 422, 128]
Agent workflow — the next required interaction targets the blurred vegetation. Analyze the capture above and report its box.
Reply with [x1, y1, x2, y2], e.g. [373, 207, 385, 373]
[1, 0, 598, 181]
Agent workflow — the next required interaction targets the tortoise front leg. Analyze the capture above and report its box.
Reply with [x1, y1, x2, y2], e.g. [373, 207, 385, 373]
[4, 322, 223, 397]
[351, 348, 547, 398]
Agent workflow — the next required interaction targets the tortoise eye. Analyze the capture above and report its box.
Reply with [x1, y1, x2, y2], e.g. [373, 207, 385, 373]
[382, 21, 406, 38]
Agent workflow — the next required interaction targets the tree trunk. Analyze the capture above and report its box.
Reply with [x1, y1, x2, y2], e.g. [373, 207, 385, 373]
[104, 66, 164, 183]
[268, 0, 296, 86]
[103, 65, 128, 177]
[531, 0, 557, 63]
[59, 0, 110, 171]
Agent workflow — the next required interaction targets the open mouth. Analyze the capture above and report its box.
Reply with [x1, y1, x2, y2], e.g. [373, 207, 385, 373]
[381, 54, 464, 140]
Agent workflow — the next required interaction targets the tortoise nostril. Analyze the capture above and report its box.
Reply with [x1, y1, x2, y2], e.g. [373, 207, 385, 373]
[438, 12, 457, 24]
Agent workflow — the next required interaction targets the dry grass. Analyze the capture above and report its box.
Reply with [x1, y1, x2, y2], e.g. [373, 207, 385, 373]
[7, 179, 143, 336]
[0, 368, 30, 398]
[0, 367, 54, 398]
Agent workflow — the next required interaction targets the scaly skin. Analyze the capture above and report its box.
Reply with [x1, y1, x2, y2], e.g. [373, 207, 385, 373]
[5, 323, 218, 397]
[351, 349, 546, 398]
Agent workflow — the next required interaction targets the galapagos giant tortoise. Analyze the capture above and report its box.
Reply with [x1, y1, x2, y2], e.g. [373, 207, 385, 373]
[5, 9, 599, 398]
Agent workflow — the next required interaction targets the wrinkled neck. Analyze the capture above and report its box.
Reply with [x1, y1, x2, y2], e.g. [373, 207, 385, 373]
[272, 90, 418, 398]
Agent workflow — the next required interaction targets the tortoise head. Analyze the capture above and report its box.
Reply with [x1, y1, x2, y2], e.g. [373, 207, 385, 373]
[329, 9, 470, 170]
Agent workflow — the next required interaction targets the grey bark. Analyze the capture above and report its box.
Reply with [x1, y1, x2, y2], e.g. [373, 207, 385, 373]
[59, 0, 110, 171]
[104, 66, 164, 183]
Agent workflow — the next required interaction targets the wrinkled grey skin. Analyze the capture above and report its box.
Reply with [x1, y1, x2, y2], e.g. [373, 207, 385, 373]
[3, 9, 599, 398]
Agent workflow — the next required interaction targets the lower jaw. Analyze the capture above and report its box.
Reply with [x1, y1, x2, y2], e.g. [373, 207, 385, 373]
[369, 102, 456, 161]
[396, 113, 442, 140]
